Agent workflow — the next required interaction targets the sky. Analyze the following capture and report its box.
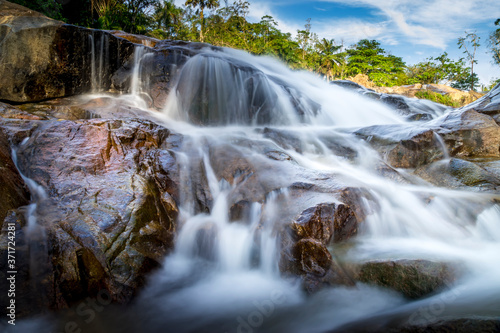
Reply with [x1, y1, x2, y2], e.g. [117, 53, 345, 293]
[175, 0, 500, 86]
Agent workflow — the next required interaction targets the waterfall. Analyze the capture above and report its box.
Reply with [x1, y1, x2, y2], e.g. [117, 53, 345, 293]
[11, 138, 48, 235]
[88, 32, 110, 93]
[14, 44, 500, 333]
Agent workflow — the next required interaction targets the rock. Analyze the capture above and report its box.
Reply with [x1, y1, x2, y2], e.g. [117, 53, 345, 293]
[0, 101, 43, 120]
[331, 80, 369, 91]
[0, 0, 135, 103]
[386, 318, 500, 333]
[111, 40, 199, 109]
[337, 74, 483, 108]
[438, 109, 500, 158]
[0, 118, 180, 315]
[461, 83, 500, 123]
[415, 158, 500, 191]
[279, 193, 372, 293]
[332, 78, 449, 120]
[353, 259, 459, 299]
[359, 108, 500, 169]
[386, 130, 445, 169]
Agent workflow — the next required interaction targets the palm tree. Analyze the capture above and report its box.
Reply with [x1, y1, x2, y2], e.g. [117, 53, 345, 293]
[154, 0, 183, 38]
[185, 0, 220, 42]
[317, 38, 343, 81]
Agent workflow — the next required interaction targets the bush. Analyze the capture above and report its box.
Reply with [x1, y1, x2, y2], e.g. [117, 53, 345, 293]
[415, 90, 460, 107]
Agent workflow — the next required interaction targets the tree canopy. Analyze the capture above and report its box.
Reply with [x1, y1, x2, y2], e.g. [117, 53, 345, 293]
[9, 0, 499, 91]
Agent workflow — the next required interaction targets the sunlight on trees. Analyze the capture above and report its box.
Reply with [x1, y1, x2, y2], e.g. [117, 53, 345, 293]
[10, 0, 499, 91]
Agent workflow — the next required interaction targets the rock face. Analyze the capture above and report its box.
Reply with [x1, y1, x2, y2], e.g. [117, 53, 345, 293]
[439, 109, 500, 158]
[334, 74, 483, 108]
[331, 79, 449, 121]
[0, 117, 180, 315]
[358, 107, 500, 170]
[0, 0, 135, 102]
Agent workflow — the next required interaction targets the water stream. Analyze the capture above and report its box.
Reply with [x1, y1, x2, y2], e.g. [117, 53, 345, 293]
[10, 44, 500, 332]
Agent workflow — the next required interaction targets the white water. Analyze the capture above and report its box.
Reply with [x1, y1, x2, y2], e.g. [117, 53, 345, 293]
[10, 45, 500, 333]
[118, 45, 500, 332]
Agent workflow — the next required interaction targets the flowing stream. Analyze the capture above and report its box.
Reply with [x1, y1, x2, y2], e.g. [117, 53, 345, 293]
[11, 44, 500, 333]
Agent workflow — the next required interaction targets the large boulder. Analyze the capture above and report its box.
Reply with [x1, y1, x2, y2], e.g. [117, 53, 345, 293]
[352, 259, 460, 299]
[461, 83, 500, 123]
[0, 118, 180, 316]
[415, 158, 500, 191]
[0, 0, 135, 102]
[439, 109, 500, 158]
[357, 108, 500, 169]
[279, 188, 373, 293]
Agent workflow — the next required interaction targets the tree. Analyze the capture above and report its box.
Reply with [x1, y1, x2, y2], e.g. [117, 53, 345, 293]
[346, 39, 406, 86]
[406, 52, 469, 85]
[9, 0, 64, 20]
[185, 0, 220, 42]
[458, 31, 481, 91]
[316, 38, 345, 81]
[451, 72, 480, 91]
[151, 0, 184, 38]
[489, 19, 500, 65]
[296, 18, 312, 61]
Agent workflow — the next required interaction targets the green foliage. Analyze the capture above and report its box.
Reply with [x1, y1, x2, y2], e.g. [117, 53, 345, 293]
[451, 72, 480, 91]
[185, 0, 220, 41]
[457, 31, 480, 91]
[489, 19, 500, 66]
[9, 0, 64, 20]
[15, 0, 494, 90]
[415, 90, 460, 108]
[345, 39, 406, 86]
[406, 52, 469, 86]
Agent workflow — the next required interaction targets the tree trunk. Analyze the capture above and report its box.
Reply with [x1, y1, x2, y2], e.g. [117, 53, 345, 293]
[470, 63, 474, 91]
[199, 9, 204, 42]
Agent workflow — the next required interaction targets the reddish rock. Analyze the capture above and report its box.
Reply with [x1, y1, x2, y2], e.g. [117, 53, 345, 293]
[0, 1, 135, 102]
[1, 118, 180, 314]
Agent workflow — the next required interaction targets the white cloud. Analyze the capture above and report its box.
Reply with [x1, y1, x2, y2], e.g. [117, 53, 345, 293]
[247, 2, 302, 35]
[318, 0, 500, 49]
[313, 19, 387, 45]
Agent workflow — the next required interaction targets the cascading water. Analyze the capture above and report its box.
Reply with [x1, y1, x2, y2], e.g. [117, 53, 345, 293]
[88, 33, 110, 93]
[11, 44, 500, 332]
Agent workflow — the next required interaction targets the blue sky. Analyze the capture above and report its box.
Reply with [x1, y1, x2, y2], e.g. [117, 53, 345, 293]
[175, 0, 500, 85]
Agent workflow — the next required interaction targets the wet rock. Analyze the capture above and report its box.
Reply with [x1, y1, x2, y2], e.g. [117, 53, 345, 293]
[0, 130, 29, 223]
[111, 40, 198, 109]
[14, 95, 164, 121]
[0, 1, 135, 102]
[279, 195, 372, 293]
[415, 158, 500, 191]
[0, 101, 43, 120]
[438, 109, 500, 158]
[386, 318, 500, 333]
[331, 80, 369, 91]
[332, 79, 448, 120]
[3, 118, 180, 314]
[353, 259, 459, 299]
[461, 83, 500, 121]
[386, 130, 444, 169]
